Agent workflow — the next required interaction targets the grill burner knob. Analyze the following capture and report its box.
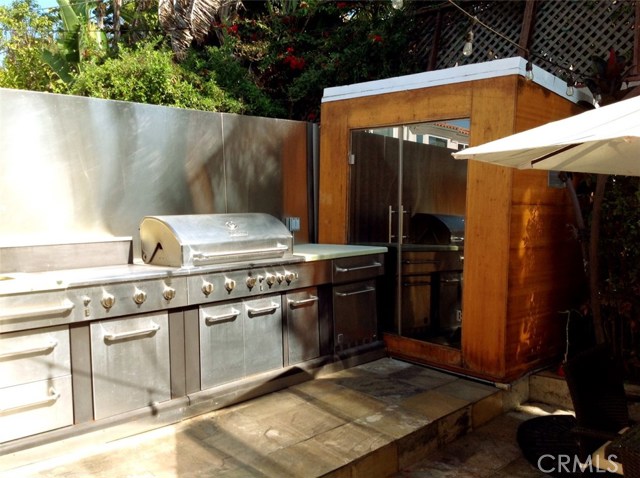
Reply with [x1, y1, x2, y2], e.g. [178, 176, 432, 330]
[246, 276, 257, 289]
[276, 273, 285, 284]
[202, 281, 214, 296]
[265, 274, 276, 287]
[163, 286, 176, 301]
[133, 288, 147, 305]
[225, 278, 236, 292]
[101, 292, 116, 310]
[284, 272, 296, 284]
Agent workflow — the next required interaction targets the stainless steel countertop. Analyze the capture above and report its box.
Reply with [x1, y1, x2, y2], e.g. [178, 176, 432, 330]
[292, 243, 388, 261]
[0, 244, 387, 296]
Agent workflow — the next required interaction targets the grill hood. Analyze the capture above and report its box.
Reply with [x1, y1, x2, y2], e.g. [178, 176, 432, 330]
[140, 213, 293, 268]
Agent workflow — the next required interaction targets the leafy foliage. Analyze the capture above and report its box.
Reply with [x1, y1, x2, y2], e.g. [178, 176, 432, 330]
[597, 176, 640, 342]
[0, 0, 63, 91]
[69, 40, 244, 112]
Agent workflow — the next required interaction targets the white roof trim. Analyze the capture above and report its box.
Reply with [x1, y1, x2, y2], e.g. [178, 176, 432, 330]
[321, 57, 593, 105]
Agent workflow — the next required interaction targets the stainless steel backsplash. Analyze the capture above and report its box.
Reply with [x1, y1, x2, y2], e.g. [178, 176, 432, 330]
[0, 88, 312, 256]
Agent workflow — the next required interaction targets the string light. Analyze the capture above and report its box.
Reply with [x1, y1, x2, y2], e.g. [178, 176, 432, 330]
[462, 29, 474, 56]
[446, 0, 589, 94]
[525, 60, 534, 81]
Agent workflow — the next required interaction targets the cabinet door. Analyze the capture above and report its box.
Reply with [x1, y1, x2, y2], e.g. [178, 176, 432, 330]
[244, 296, 283, 376]
[199, 302, 244, 388]
[90, 312, 170, 420]
[286, 288, 320, 365]
[333, 280, 378, 350]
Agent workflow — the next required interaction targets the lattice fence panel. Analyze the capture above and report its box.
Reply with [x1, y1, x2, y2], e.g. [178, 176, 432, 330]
[530, 0, 636, 83]
[415, 0, 636, 87]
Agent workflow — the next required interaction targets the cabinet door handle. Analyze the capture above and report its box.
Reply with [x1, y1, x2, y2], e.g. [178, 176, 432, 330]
[0, 300, 74, 321]
[246, 302, 280, 315]
[0, 387, 60, 416]
[335, 262, 381, 273]
[204, 308, 241, 325]
[288, 296, 319, 308]
[0, 339, 58, 360]
[104, 323, 160, 342]
[335, 286, 376, 297]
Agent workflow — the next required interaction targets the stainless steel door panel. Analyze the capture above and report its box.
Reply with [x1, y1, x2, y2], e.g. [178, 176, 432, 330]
[90, 312, 170, 420]
[333, 280, 377, 350]
[199, 302, 244, 388]
[0, 375, 73, 443]
[0, 325, 70, 388]
[243, 296, 283, 376]
[286, 288, 319, 364]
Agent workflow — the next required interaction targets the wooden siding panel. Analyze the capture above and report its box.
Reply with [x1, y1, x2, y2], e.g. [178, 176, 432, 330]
[283, 122, 311, 243]
[461, 76, 518, 378]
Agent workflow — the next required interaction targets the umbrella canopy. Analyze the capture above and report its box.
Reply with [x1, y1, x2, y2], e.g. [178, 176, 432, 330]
[452, 94, 640, 176]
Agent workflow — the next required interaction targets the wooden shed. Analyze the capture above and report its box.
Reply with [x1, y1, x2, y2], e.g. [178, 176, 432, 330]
[318, 57, 588, 383]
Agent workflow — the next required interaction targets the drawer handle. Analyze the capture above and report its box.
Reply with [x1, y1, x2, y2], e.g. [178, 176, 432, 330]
[104, 323, 160, 342]
[402, 259, 441, 265]
[335, 262, 381, 273]
[402, 281, 431, 287]
[0, 387, 60, 416]
[204, 308, 241, 325]
[335, 286, 376, 297]
[0, 300, 74, 321]
[246, 302, 280, 315]
[0, 339, 58, 360]
[288, 296, 319, 308]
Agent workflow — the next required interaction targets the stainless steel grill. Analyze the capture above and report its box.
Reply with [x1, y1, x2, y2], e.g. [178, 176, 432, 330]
[140, 213, 294, 268]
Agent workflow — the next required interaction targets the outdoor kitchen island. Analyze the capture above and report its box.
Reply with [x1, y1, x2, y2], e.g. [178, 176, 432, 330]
[0, 228, 386, 470]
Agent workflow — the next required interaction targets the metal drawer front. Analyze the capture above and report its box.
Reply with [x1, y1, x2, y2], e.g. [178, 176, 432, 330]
[244, 296, 283, 376]
[90, 312, 170, 420]
[0, 325, 70, 388]
[0, 375, 73, 443]
[333, 280, 378, 350]
[332, 254, 384, 284]
[199, 302, 244, 388]
[0, 292, 76, 333]
[286, 288, 320, 365]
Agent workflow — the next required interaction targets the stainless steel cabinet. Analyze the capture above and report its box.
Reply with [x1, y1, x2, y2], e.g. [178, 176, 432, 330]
[90, 312, 171, 420]
[199, 294, 283, 389]
[332, 255, 383, 351]
[0, 326, 73, 443]
[199, 302, 244, 388]
[285, 288, 320, 365]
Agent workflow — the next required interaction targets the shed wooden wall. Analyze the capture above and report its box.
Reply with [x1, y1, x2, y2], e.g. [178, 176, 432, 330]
[319, 75, 585, 382]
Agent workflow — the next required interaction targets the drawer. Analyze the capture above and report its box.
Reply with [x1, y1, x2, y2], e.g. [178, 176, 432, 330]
[0, 325, 70, 388]
[401, 251, 463, 275]
[332, 254, 384, 284]
[333, 280, 378, 350]
[0, 375, 73, 443]
[0, 292, 76, 333]
[90, 312, 170, 420]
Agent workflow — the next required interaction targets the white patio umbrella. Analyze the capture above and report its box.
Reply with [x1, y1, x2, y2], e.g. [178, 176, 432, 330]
[452, 94, 640, 176]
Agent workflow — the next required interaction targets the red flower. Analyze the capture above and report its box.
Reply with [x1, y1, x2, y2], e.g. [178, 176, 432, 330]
[337, 2, 348, 8]
[371, 34, 383, 43]
[227, 24, 238, 35]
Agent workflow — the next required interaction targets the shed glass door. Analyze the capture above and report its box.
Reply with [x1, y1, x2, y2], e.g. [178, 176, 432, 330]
[348, 120, 469, 348]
